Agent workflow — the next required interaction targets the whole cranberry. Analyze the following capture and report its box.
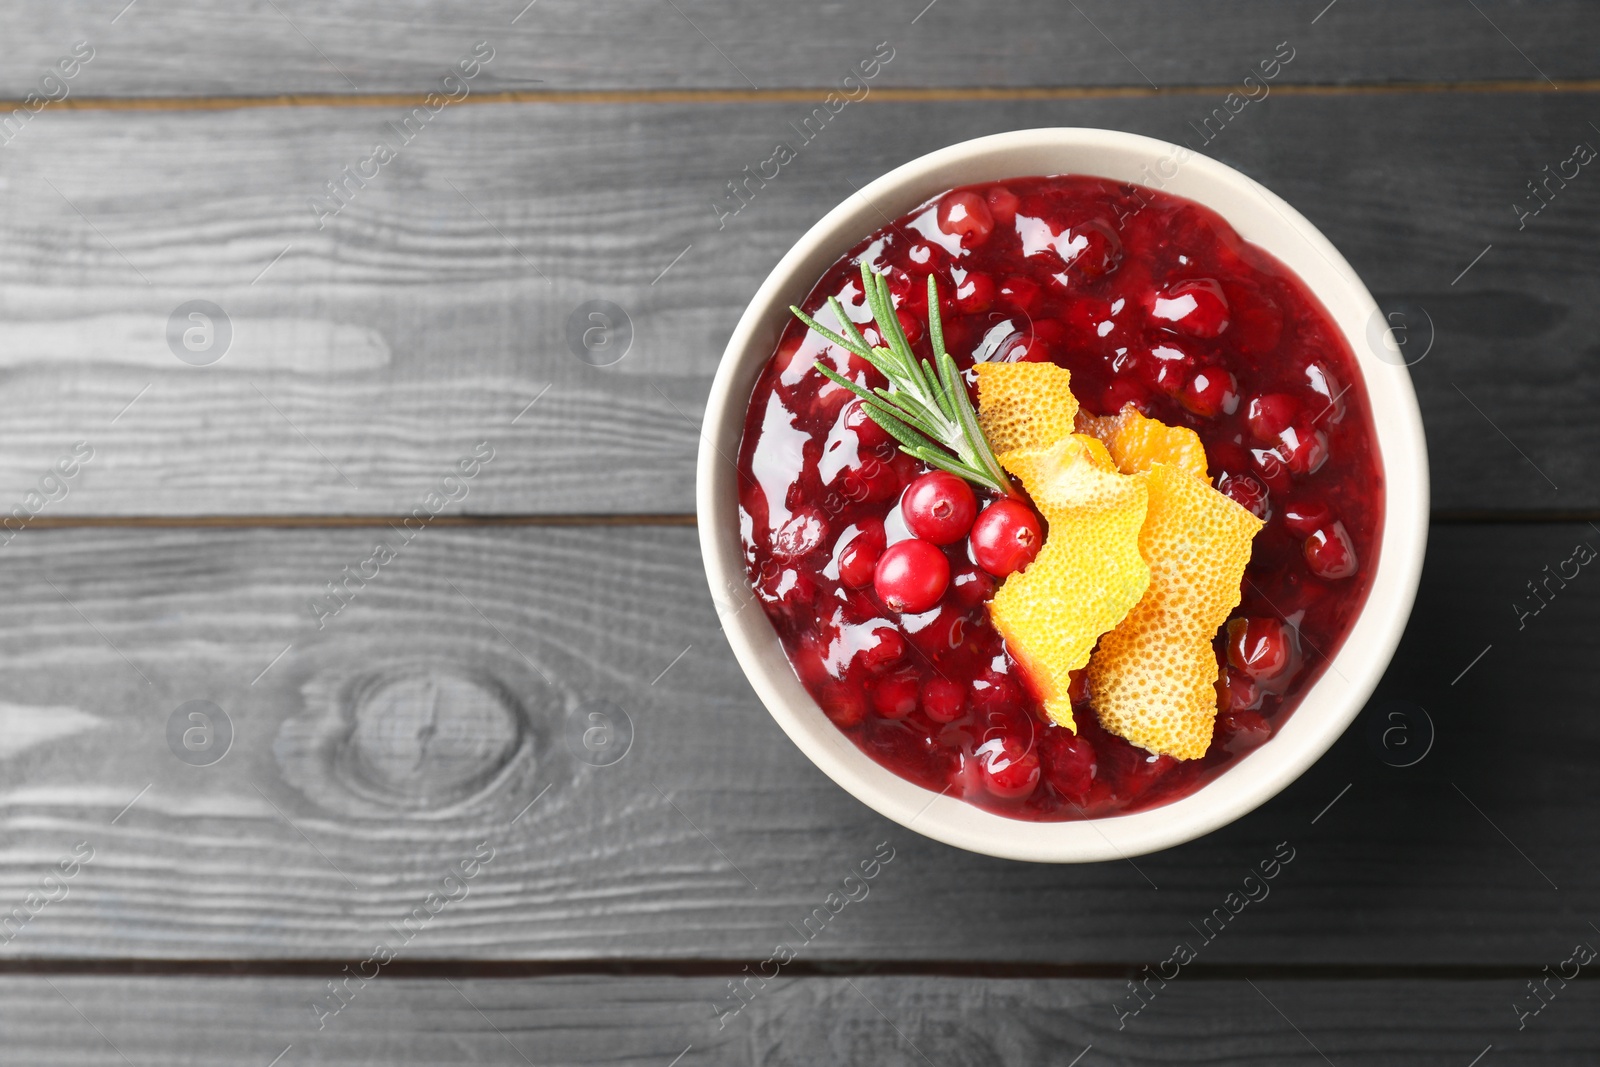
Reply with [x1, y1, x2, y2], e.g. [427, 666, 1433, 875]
[937, 190, 995, 246]
[873, 538, 951, 613]
[1041, 728, 1096, 803]
[1247, 393, 1300, 444]
[871, 674, 920, 720]
[1140, 342, 1193, 396]
[985, 185, 1020, 226]
[950, 566, 996, 608]
[1216, 471, 1271, 521]
[1250, 446, 1292, 494]
[998, 275, 1041, 312]
[1179, 365, 1239, 418]
[902, 471, 978, 545]
[855, 625, 907, 672]
[1059, 218, 1123, 280]
[820, 683, 867, 728]
[842, 397, 892, 452]
[834, 520, 887, 588]
[851, 454, 906, 504]
[975, 735, 1041, 799]
[1226, 617, 1295, 682]
[904, 604, 969, 659]
[1277, 420, 1329, 476]
[1304, 521, 1358, 580]
[1150, 278, 1230, 338]
[953, 271, 996, 313]
[970, 674, 1023, 717]
[1281, 499, 1333, 539]
[969, 498, 1044, 577]
[920, 676, 966, 723]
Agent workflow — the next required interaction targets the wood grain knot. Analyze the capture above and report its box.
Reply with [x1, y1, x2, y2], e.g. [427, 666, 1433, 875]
[335, 668, 525, 810]
[276, 656, 552, 819]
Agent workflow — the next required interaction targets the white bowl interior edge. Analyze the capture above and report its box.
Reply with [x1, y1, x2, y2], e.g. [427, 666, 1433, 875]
[697, 128, 1429, 863]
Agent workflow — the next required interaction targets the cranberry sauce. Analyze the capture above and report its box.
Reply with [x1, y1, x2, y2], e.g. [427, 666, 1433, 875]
[736, 174, 1383, 821]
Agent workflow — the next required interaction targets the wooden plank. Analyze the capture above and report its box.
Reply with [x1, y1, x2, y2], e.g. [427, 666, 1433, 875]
[0, 974, 1595, 1066]
[0, 522, 1593, 964]
[0, 90, 1593, 516]
[1, 1, 1595, 97]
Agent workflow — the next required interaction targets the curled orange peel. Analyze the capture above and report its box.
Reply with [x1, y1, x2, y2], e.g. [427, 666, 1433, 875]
[975, 362, 1080, 455]
[987, 434, 1150, 729]
[1077, 403, 1209, 480]
[1086, 461, 1264, 759]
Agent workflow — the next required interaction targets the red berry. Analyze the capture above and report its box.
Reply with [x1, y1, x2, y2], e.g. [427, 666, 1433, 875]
[969, 499, 1044, 577]
[936, 190, 995, 246]
[1250, 446, 1292, 493]
[1058, 218, 1122, 281]
[1041, 728, 1096, 802]
[855, 625, 906, 672]
[985, 185, 1019, 227]
[902, 471, 978, 545]
[1217, 709, 1272, 753]
[1247, 393, 1300, 444]
[1281, 499, 1332, 539]
[921, 676, 966, 723]
[1277, 420, 1329, 476]
[1150, 278, 1230, 338]
[970, 674, 1023, 717]
[903, 604, 969, 660]
[871, 674, 920, 719]
[1179, 365, 1239, 418]
[1216, 471, 1271, 521]
[873, 538, 951, 613]
[975, 735, 1040, 799]
[1226, 617, 1295, 683]
[1068, 668, 1090, 705]
[820, 683, 867, 728]
[1304, 521, 1358, 580]
[1139, 342, 1193, 396]
[772, 506, 828, 559]
[998, 275, 1041, 312]
[842, 397, 892, 452]
[953, 271, 996, 313]
[834, 520, 887, 589]
[854, 454, 907, 504]
[950, 567, 996, 608]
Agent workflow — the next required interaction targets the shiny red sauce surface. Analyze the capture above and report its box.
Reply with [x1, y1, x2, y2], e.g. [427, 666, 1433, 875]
[736, 174, 1383, 821]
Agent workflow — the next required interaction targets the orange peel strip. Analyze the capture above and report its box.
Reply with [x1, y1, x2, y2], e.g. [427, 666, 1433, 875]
[1087, 461, 1264, 759]
[1077, 403, 1209, 480]
[989, 435, 1150, 728]
[975, 362, 1080, 455]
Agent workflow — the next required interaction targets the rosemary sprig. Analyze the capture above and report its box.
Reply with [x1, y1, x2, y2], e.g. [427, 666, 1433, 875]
[790, 262, 1017, 498]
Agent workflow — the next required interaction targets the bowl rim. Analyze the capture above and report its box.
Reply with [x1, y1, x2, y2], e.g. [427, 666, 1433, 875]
[696, 127, 1429, 862]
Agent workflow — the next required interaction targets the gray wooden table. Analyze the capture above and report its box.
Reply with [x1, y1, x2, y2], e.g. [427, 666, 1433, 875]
[0, 2, 1596, 1063]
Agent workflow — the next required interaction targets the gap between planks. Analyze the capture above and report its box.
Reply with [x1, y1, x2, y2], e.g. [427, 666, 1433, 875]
[0, 959, 1594, 980]
[12, 511, 1600, 530]
[5, 77, 1598, 114]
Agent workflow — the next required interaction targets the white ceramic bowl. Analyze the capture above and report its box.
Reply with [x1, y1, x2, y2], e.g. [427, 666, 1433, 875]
[697, 128, 1428, 862]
